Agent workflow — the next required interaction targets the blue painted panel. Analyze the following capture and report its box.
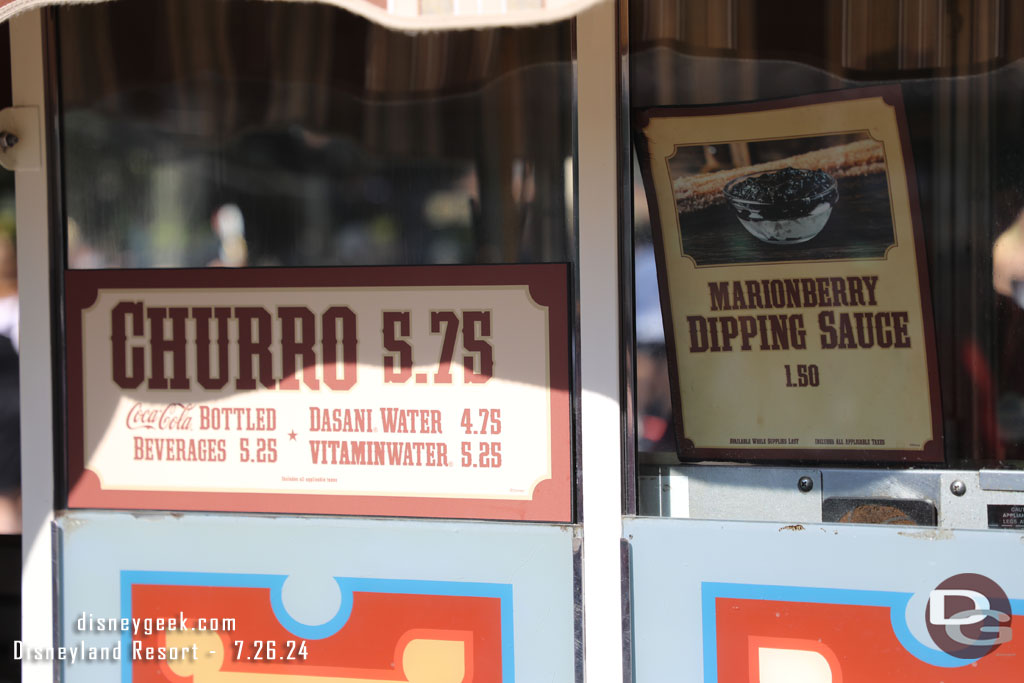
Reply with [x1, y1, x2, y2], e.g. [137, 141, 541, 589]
[626, 517, 1024, 682]
[51, 512, 576, 683]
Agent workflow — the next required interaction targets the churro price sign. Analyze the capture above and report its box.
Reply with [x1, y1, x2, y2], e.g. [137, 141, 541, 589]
[64, 265, 571, 520]
[636, 86, 942, 462]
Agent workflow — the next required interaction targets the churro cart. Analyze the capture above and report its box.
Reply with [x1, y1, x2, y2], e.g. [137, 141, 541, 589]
[2, 1, 1024, 682]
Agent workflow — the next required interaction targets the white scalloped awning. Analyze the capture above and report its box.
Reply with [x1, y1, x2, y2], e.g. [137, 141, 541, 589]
[1, 0, 603, 30]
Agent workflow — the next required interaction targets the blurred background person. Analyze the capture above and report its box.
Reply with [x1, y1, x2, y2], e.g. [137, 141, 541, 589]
[994, 209, 1024, 305]
[994, 209, 1024, 457]
[208, 203, 248, 268]
[0, 214, 18, 534]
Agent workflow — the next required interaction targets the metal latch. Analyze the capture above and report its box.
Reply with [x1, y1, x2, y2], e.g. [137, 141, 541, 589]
[0, 106, 41, 171]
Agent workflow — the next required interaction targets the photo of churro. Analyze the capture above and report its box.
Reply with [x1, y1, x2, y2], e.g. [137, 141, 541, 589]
[668, 132, 895, 265]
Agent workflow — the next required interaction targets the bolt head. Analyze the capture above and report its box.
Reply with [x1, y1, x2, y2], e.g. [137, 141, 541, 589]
[797, 476, 814, 493]
[950, 480, 967, 497]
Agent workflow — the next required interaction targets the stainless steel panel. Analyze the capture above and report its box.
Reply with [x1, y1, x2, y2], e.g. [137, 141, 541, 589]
[639, 465, 822, 523]
[979, 470, 1024, 492]
[640, 465, 1024, 529]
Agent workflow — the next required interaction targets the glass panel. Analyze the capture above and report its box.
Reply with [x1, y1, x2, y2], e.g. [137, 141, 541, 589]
[58, 0, 574, 268]
[630, 0, 1024, 469]
[0, 21, 19, 529]
[0, 21, 24, 678]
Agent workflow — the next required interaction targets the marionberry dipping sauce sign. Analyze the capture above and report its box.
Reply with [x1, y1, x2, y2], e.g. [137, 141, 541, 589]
[635, 86, 942, 462]
[65, 265, 571, 520]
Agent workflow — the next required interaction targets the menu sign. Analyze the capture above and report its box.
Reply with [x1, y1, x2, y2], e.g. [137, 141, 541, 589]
[636, 87, 942, 462]
[65, 265, 571, 520]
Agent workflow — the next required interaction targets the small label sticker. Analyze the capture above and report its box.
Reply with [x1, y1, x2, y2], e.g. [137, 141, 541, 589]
[987, 504, 1024, 529]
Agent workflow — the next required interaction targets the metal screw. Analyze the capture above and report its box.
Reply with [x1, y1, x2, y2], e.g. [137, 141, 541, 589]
[797, 476, 814, 493]
[950, 480, 967, 497]
[0, 132, 18, 152]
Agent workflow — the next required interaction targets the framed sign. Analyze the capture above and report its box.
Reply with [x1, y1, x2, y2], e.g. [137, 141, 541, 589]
[636, 86, 942, 462]
[64, 264, 571, 521]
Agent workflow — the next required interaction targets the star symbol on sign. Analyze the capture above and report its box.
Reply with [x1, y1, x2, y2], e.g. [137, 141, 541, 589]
[288, 430, 297, 441]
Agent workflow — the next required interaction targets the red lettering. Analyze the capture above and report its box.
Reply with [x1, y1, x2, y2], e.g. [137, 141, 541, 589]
[322, 307, 357, 390]
[278, 307, 320, 390]
[112, 301, 145, 389]
[193, 307, 230, 390]
[235, 307, 276, 390]
[147, 307, 189, 390]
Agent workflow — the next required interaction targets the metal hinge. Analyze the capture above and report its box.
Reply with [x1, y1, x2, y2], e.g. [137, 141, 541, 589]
[0, 105, 41, 171]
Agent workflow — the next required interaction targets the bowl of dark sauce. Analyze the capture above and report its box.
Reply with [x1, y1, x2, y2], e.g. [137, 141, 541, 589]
[723, 167, 838, 244]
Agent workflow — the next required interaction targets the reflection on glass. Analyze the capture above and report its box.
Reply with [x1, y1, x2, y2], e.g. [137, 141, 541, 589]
[58, 0, 573, 268]
[0, 167, 17, 535]
[994, 211, 1024, 458]
[631, 0, 1024, 467]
